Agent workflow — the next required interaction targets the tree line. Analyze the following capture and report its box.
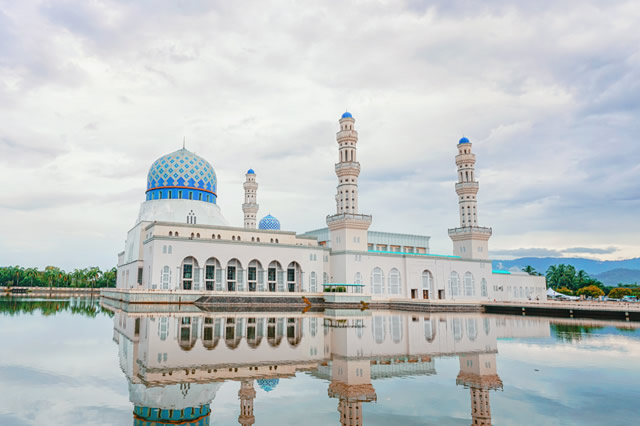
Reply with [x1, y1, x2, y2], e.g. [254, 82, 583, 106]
[522, 264, 640, 299]
[0, 266, 117, 289]
[0, 297, 114, 318]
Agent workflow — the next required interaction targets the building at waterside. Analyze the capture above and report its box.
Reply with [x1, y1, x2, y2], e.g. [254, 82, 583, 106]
[116, 112, 546, 301]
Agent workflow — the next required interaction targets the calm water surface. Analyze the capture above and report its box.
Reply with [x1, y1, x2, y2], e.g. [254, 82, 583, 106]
[0, 297, 639, 426]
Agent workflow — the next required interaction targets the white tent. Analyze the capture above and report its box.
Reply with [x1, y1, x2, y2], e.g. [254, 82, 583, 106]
[547, 287, 579, 300]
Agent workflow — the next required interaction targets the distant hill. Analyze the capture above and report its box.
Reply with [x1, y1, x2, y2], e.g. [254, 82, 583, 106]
[491, 257, 640, 277]
[592, 269, 640, 286]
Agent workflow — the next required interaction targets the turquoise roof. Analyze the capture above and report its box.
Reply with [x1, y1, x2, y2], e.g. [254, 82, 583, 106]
[257, 378, 279, 392]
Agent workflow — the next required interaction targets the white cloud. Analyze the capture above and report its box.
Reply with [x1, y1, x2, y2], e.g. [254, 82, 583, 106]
[0, 0, 639, 269]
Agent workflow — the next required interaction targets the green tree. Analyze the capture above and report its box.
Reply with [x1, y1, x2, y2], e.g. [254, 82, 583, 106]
[576, 285, 604, 298]
[608, 288, 633, 299]
[522, 265, 542, 276]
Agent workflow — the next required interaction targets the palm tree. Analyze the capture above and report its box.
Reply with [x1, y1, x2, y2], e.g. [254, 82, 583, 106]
[522, 265, 541, 276]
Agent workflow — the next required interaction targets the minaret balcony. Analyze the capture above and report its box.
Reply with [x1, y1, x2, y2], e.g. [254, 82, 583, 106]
[335, 162, 360, 174]
[326, 213, 372, 227]
[448, 226, 492, 237]
[455, 182, 479, 193]
[455, 153, 476, 162]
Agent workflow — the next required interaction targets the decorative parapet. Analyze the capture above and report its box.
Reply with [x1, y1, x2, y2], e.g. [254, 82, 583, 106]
[455, 182, 479, 192]
[448, 226, 492, 236]
[334, 162, 361, 174]
[326, 213, 372, 225]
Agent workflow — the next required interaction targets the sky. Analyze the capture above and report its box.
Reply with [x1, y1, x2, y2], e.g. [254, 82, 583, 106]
[1, 0, 639, 270]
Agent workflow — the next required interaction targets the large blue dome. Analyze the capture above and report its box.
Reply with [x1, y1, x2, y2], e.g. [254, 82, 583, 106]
[257, 378, 279, 392]
[259, 214, 280, 230]
[459, 137, 470, 144]
[341, 111, 353, 119]
[145, 148, 217, 204]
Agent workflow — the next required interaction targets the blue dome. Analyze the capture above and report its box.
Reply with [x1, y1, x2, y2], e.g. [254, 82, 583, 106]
[247, 168, 255, 174]
[259, 214, 281, 230]
[145, 148, 217, 204]
[459, 137, 470, 144]
[341, 111, 353, 119]
[257, 378, 279, 392]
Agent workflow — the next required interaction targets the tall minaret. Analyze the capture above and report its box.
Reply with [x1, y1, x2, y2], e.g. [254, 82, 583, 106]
[243, 169, 259, 229]
[448, 137, 492, 259]
[326, 112, 371, 255]
[238, 380, 256, 426]
[335, 112, 360, 214]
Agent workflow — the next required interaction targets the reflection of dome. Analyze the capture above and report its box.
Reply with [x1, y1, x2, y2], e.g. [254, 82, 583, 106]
[341, 111, 353, 119]
[146, 148, 217, 204]
[247, 168, 255, 174]
[257, 378, 280, 392]
[258, 214, 280, 230]
[133, 405, 211, 426]
[459, 137, 470, 144]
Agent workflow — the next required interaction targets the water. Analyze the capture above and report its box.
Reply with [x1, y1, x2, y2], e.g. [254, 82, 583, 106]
[0, 297, 639, 426]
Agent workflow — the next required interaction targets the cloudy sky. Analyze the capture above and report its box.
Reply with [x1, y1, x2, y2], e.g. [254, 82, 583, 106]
[1, 0, 639, 270]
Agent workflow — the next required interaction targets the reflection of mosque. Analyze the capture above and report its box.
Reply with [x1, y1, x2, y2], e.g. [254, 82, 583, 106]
[111, 309, 549, 425]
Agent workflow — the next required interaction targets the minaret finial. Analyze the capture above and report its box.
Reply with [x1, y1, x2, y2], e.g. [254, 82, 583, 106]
[183, 137, 185, 149]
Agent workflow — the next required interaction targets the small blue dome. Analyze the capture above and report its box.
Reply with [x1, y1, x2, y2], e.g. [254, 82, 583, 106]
[257, 378, 279, 392]
[259, 214, 281, 230]
[459, 137, 470, 144]
[341, 111, 353, 119]
[247, 168, 255, 174]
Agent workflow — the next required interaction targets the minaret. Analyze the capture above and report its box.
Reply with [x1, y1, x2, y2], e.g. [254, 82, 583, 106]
[238, 380, 256, 426]
[456, 353, 503, 426]
[448, 137, 492, 259]
[326, 112, 371, 253]
[243, 169, 259, 229]
[335, 112, 360, 214]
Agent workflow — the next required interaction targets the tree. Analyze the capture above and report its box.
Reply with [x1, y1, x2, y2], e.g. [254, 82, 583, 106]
[608, 288, 633, 299]
[576, 285, 604, 298]
[556, 287, 573, 295]
[522, 266, 542, 276]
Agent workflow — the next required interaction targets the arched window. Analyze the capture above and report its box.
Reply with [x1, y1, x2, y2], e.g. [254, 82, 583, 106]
[464, 272, 474, 296]
[232, 236, 236, 241]
[196, 233, 200, 238]
[323, 272, 329, 285]
[248, 260, 263, 292]
[181, 257, 199, 290]
[310, 272, 317, 292]
[450, 271, 460, 296]
[354, 272, 362, 284]
[217, 234, 221, 239]
[168, 245, 172, 254]
[175, 232, 179, 237]
[162, 245, 167, 254]
[287, 262, 301, 292]
[161, 266, 171, 290]
[204, 258, 221, 291]
[268, 261, 283, 292]
[481, 278, 488, 297]
[483, 318, 491, 335]
[388, 268, 401, 295]
[371, 267, 384, 295]
[422, 270, 434, 299]
[226, 259, 243, 291]
[169, 231, 173, 237]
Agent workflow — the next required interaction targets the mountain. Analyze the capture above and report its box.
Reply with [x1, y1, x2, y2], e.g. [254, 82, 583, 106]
[592, 269, 640, 286]
[491, 257, 640, 277]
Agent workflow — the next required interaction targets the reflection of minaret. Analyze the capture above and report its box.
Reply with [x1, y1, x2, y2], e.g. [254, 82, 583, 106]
[328, 358, 377, 426]
[238, 380, 256, 426]
[456, 353, 503, 426]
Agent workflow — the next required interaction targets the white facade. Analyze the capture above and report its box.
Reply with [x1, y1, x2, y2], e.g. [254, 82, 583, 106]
[116, 113, 546, 301]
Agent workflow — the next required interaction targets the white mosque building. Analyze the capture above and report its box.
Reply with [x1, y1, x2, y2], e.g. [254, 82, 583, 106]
[115, 112, 546, 302]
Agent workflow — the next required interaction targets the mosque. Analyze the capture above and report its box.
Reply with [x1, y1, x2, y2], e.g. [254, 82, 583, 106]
[115, 112, 545, 302]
